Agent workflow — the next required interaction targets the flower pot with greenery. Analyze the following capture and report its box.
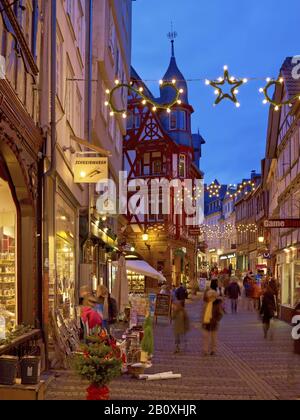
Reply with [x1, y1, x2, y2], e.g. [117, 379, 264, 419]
[73, 338, 122, 400]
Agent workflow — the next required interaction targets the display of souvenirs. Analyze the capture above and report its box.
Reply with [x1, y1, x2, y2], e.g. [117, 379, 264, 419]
[129, 295, 150, 318]
[0, 249, 16, 334]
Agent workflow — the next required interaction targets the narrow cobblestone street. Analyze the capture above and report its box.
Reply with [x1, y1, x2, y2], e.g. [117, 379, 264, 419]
[46, 297, 300, 401]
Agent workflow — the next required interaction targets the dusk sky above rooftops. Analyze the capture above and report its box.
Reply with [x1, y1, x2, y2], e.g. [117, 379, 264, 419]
[132, 0, 300, 184]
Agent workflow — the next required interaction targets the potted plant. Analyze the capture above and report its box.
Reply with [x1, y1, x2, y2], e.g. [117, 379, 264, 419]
[140, 317, 154, 362]
[73, 338, 122, 400]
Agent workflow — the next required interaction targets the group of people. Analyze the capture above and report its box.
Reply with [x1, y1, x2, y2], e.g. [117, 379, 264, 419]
[171, 272, 279, 356]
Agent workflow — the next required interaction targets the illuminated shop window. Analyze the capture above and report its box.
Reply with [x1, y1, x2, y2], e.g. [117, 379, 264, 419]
[0, 177, 17, 338]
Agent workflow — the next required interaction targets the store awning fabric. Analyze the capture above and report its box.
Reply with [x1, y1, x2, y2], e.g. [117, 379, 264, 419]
[113, 260, 166, 283]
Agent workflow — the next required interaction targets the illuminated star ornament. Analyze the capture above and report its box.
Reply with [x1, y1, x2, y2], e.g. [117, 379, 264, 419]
[206, 66, 248, 108]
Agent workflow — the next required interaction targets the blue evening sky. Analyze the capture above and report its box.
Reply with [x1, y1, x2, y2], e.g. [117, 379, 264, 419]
[132, 0, 300, 184]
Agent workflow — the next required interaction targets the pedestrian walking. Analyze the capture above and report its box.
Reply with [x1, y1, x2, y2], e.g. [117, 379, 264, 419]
[202, 289, 224, 356]
[176, 283, 188, 307]
[243, 276, 254, 311]
[172, 301, 190, 353]
[252, 281, 262, 312]
[260, 286, 277, 340]
[171, 285, 177, 302]
[225, 277, 241, 314]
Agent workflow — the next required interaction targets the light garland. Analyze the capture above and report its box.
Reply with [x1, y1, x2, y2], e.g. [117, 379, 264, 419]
[100, 70, 300, 115]
[206, 181, 221, 198]
[205, 66, 248, 107]
[236, 223, 258, 233]
[106, 80, 182, 117]
[260, 77, 300, 111]
[226, 180, 256, 199]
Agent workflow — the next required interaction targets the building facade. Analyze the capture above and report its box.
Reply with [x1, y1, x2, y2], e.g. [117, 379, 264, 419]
[264, 57, 300, 322]
[0, 0, 44, 351]
[123, 41, 205, 290]
[41, 0, 132, 358]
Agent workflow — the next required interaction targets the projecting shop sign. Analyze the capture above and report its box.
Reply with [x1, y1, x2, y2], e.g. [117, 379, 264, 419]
[74, 157, 108, 183]
[264, 219, 300, 229]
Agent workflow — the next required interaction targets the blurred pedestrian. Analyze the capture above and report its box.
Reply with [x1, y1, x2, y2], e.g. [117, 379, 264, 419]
[176, 283, 188, 307]
[202, 289, 224, 356]
[171, 285, 177, 302]
[260, 286, 277, 340]
[225, 277, 241, 314]
[172, 301, 190, 353]
[243, 276, 254, 311]
[252, 281, 262, 312]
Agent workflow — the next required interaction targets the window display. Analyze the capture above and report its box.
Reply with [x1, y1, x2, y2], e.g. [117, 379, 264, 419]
[127, 271, 145, 293]
[55, 195, 76, 319]
[0, 177, 17, 337]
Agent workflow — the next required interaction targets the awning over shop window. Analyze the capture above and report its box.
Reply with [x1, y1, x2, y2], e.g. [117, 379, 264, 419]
[113, 260, 166, 283]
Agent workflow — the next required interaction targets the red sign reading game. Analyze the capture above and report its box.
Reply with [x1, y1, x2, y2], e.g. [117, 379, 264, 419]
[264, 219, 300, 229]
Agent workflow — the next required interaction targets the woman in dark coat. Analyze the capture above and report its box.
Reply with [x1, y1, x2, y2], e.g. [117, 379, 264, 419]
[260, 286, 276, 339]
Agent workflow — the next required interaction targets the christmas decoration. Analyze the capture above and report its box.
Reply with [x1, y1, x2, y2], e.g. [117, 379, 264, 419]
[205, 66, 247, 107]
[226, 180, 256, 198]
[73, 334, 122, 401]
[106, 80, 183, 118]
[260, 77, 300, 111]
[207, 181, 222, 198]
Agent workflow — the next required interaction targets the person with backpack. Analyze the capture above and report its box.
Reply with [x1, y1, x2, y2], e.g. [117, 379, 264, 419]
[172, 301, 190, 354]
[202, 288, 224, 356]
[176, 283, 188, 307]
[225, 277, 241, 314]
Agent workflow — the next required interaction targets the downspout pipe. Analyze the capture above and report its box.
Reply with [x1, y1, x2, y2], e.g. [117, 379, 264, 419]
[87, 0, 93, 239]
[87, 0, 93, 144]
[42, 0, 56, 369]
[45, 0, 56, 177]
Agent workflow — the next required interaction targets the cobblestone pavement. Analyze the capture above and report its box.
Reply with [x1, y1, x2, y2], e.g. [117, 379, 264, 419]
[46, 296, 300, 400]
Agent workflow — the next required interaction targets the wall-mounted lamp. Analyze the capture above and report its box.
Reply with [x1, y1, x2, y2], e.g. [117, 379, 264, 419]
[142, 233, 151, 250]
[258, 236, 265, 244]
[142, 233, 149, 242]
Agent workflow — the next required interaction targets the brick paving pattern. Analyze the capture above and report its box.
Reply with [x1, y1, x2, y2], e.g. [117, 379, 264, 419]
[46, 297, 300, 400]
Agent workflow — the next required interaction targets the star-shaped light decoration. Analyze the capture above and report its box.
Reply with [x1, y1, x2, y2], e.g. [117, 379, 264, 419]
[206, 66, 248, 108]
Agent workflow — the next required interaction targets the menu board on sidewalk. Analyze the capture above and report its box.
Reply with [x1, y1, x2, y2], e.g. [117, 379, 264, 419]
[154, 294, 172, 324]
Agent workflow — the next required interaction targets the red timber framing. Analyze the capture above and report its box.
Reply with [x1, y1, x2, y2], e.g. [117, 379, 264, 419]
[123, 76, 203, 283]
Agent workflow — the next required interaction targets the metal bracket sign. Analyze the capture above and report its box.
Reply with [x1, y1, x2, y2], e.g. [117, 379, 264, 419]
[74, 156, 108, 183]
[264, 219, 300, 229]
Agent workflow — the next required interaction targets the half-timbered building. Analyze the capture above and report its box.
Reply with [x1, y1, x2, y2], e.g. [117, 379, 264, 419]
[263, 57, 300, 322]
[123, 42, 205, 289]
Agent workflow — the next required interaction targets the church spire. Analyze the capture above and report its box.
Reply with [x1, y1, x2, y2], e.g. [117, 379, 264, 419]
[167, 22, 177, 58]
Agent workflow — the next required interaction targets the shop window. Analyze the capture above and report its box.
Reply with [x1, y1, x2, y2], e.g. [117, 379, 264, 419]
[0, 177, 17, 338]
[55, 195, 76, 320]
